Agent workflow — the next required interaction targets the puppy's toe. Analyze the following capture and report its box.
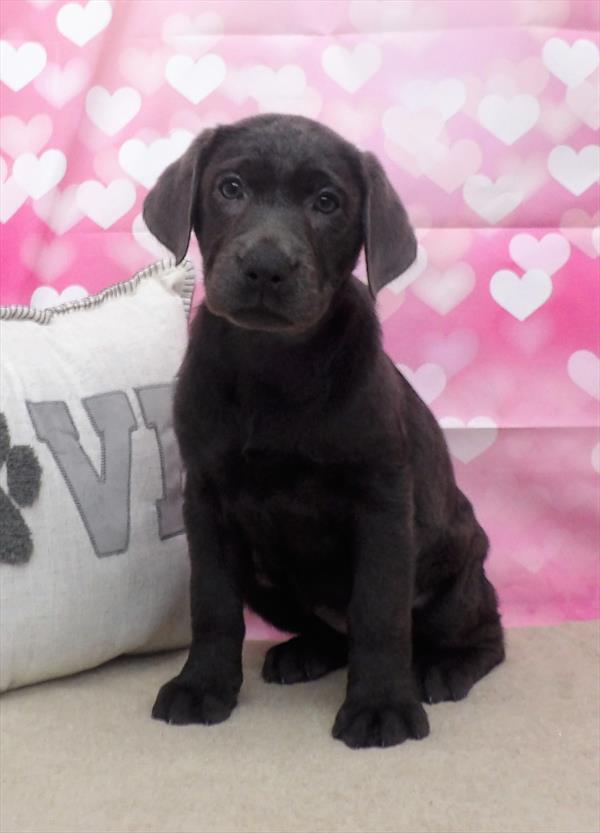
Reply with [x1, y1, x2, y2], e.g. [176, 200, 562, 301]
[422, 663, 472, 704]
[262, 634, 346, 684]
[152, 676, 236, 725]
[332, 699, 429, 749]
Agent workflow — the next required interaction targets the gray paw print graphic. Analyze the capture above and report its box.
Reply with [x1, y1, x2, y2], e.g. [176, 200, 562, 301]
[0, 412, 42, 565]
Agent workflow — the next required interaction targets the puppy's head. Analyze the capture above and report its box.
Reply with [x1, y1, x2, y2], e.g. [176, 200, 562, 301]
[143, 114, 416, 334]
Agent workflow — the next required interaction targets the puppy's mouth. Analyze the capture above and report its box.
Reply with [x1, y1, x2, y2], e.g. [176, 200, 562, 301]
[215, 303, 296, 332]
[209, 299, 326, 336]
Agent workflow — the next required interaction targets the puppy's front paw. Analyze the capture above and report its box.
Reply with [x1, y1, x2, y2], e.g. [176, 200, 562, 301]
[152, 675, 237, 726]
[332, 697, 429, 749]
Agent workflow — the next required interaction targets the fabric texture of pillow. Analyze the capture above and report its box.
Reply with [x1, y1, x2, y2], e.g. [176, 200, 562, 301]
[0, 258, 195, 691]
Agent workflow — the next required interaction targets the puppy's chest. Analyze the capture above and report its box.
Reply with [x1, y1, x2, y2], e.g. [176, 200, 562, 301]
[222, 446, 354, 533]
[224, 449, 354, 607]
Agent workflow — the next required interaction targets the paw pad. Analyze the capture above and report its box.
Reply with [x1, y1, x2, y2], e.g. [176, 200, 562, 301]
[0, 412, 42, 565]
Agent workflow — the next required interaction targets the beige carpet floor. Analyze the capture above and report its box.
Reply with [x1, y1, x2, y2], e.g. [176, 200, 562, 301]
[1, 621, 599, 833]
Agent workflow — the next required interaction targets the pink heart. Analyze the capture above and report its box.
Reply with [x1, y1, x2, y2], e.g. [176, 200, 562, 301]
[34, 59, 89, 108]
[566, 79, 600, 130]
[119, 48, 166, 95]
[106, 237, 149, 274]
[397, 363, 447, 404]
[383, 138, 421, 177]
[420, 329, 479, 377]
[168, 109, 227, 134]
[503, 316, 554, 355]
[0, 114, 53, 158]
[21, 235, 75, 284]
[32, 185, 82, 235]
[383, 106, 445, 155]
[491, 57, 549, 96]
[322, 100, 378, 147]
[517, 0, 570, 30]
[376, 286, 405, 322]
[422, 228, 473, 269]
[411, 263, 476, 315]
[560, 209, 600, 258]
[420, 139, 482, 194]
[538, 102, 579, 143]
[161, 12, 223, 56]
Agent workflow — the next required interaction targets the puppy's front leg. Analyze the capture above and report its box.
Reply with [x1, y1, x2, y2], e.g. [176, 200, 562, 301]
[333, 481, 429, 749]
[152, 477, 245, 726]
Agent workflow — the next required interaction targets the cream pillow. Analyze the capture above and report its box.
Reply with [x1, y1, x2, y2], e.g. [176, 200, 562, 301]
[0, 259, 195, 691]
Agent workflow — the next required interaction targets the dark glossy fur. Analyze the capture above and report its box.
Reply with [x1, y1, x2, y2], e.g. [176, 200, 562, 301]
[143, 114, 504, 749]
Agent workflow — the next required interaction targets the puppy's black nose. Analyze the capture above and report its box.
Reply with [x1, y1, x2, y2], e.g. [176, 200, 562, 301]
[240, 241, 296, 287]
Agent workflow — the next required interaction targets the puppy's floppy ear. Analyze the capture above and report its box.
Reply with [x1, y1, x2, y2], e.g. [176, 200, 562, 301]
[362, 151, 417, 296]
[142, 128, 217, 264]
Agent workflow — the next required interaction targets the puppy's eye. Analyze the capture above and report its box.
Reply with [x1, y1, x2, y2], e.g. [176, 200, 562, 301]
[219, 177, 244, 200]
[314, 191, 339, 214]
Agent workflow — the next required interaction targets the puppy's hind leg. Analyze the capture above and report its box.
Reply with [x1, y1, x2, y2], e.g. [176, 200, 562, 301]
[262, 618, 348, 685]
[413, 494, 505, 705]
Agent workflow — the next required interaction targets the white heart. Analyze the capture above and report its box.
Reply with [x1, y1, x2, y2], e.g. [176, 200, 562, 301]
[0, 41, 47, 91]
[131, 212, 172, 258]
[397, 363, 447, 404]
[76, 178, 136, 228]
[0, 157, 6, 183]
[567, 350, 600, 400]
[165, 53, 226, 104]
[478, 94, 540, 145]
[399, 78, 466, 121]
[13, 149, 66, 199]
[321, 43, 382, 93]
[542, 37, 599, 87]
[34, 58, 89, 108]
[509, 233, 570, 275]
[463, 174, 523, 224]
[0, 114, 53, 158]
[0, 177, 27, 222]
[547, 145, 600, 196]
[411, 264, 476, 315]
[85, 86, 141, 136]
[439, 417, 498, 463]
[30, 284, 87, 310]
[386, 243, 427, 295]
[56, 0, 112, 47]
[119, 131, 194, 188]
[32, 185, 82, 234]
[489, 268, 552, 321]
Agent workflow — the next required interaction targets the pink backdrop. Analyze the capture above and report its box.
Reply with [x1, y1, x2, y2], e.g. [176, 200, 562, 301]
[1, 0, 599, 635]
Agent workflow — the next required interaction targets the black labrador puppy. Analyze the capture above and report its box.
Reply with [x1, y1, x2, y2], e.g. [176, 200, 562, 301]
[143, 114, 504, 749]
